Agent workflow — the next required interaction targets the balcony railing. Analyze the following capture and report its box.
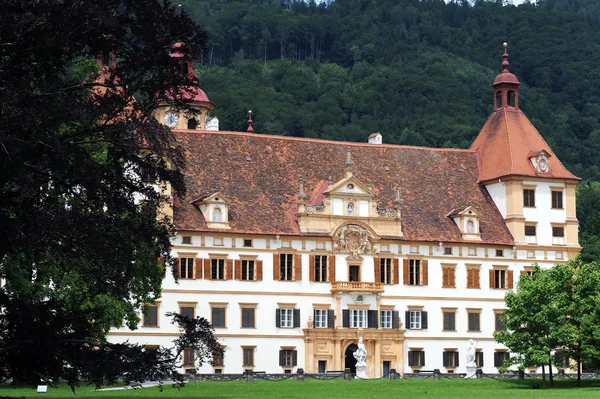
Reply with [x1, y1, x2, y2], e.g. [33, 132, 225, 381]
[330, 281, 384, 293]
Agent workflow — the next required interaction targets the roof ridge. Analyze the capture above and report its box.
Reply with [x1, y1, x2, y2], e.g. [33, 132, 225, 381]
[502, 109, 516, 175]
[172, 129, 475, 153]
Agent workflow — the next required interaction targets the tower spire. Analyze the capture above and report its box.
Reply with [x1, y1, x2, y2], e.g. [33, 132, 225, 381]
[492, 42, 520, 110]
[345, 146, 354, 174]
[247, 110, 254, 132]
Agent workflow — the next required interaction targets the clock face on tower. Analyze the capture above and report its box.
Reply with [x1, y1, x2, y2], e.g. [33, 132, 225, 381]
[164, 111, 179, 128]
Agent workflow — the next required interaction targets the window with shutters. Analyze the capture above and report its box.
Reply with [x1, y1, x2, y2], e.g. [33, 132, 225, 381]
[241, 260, 255, 280]
[441, 265, 456, 288]
[179, 304, 195, 321]
[443, 350, 459, 368]
[408, 310, 424, 329]
[277, 306, 300, 328]
[494, 351, 509, 367]
[466, 265, 480, 289]
[179, 257, 194, 279]
[314, 255, 327, 282]
[380, 310, 392, 329]
[143, 304, 159, 327]
[403, 259, 428, 286]
[240, 304, 256, 328]
[350, 309, 367, 328]
[552, 225, 565, 245]
[525, 224, 537, 244]
[211, 258, 225, 280]
[491, 267, 513, 290]
[279, 349, 297, 367]
[467, 309, 481, 332]
[442, 309, 456, 331]
[183, 347, 195, 365]
[380, 258, 392, 284]
[210, 304, 227, 328]
[242, 346, 255, 367]
[314, 309, 328, 328]
[551, 190, 563, 209]
[408, 350, 425, 368]
[495, 311, 506, 332]
[523, 188, 535, 207]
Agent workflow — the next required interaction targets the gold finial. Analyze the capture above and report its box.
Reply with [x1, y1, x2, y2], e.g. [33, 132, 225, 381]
[503, 42, 508, 48]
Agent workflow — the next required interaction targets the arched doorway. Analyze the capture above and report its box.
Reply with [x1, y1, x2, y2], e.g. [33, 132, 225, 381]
[345, 343, 358, 375]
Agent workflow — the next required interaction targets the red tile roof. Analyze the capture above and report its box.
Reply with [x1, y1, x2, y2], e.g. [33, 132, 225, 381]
[173, 131, 514, 245]
[470, 108, 579, 182]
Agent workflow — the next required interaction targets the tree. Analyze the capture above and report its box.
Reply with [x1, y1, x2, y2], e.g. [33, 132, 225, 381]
[496, 258, 600, 387]
[494, 265, 564, 387]
[0, 0, 221, 388]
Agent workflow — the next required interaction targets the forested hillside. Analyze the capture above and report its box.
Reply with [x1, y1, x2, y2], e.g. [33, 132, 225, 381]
[180, 0, 600, 260]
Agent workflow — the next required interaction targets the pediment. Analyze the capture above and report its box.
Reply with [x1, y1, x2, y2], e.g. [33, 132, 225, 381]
[191, 191, 231, 205]
[446, 205, 482, 218]
[324, 175, 374, 197]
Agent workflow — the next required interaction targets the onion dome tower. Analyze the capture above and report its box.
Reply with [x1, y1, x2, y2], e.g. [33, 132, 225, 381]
[155, 42, 218, 131]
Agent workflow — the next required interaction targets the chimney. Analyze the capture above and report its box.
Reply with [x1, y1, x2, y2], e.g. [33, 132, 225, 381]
[368, 132, 382, 144]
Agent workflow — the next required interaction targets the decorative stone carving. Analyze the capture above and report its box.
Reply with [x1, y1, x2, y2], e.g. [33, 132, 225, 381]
[305, 200, 328, 214]
[334, 224, 373, 259]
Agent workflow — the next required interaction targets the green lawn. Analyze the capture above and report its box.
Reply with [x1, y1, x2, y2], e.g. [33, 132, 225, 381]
[2, 378, 600, 398]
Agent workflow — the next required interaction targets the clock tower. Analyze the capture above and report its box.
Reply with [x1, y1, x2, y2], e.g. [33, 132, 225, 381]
[154, 42, 218, 131]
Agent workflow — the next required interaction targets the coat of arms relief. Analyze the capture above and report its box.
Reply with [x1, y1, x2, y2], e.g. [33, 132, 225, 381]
[333, 224, 374, 259]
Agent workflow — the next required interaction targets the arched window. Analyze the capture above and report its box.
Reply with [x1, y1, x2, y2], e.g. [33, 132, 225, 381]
[187, 118, 198, 130]
[213, 207, 222, 222]
[347, 202, 354, 216]
[507, 91, 515, 107]
[496, 91, 503, 109]
[467, 220, 475, 234]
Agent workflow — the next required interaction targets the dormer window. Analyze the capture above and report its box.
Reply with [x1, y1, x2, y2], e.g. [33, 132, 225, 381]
[529, 150, 551, 173]
[447, 206, 482, 241]
[190, 192, 231, 229]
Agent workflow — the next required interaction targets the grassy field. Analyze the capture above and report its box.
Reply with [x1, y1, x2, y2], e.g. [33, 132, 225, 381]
[2, 378, 600, 399]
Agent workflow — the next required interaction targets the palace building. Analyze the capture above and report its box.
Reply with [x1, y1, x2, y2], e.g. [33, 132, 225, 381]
[108, 44, 581, 377]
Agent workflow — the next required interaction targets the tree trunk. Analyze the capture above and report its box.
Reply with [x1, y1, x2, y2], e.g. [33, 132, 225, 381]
[548, 360, 553, 385]
[577, 353, 581, 387]
[541, 364, 546, 389]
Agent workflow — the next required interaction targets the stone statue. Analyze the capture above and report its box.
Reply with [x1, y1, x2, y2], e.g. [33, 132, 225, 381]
[353, 337, 368, 378]
[464, 339, 477, 379]
[307, 316, 313, 328]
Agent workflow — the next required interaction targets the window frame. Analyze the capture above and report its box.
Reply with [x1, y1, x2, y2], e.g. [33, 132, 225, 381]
[380, 258, 393, 285]
[467, 309, 481, 332]
[179, 257, 195, 279]
[240, 303, 257, 329]
[350, 309, 368, 328]
[314, 308, 328, 328]
[183, 347, 196, 366]
[280, 308, 294, 328]
[466, 264, 480, 289]
[380, 309, 392, 329]
[279, 253, 294, 281]
[314, 255, 328, 283]
[409, 310, 421, 329]
[523, 188, 536, 207]
[494, 310, 506, 332]
[443, 350, 459, 368]
[442, 308, 456, 332]
[211, 258, 226, 280]
[242, 346, 255, 368]
[241, 259, 255, 281]
[441, 264, 456, 288]
[552, 225, 565, 245]
[409, 259, 421, 285]
[551, 189, 564, 209]
[408, 349, 425, 368]
[143, 304, 159, 327]
[210, 303, 227, 329]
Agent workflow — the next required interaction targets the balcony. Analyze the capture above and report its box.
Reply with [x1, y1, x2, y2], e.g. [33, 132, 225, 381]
[330, 281, 384, 293]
